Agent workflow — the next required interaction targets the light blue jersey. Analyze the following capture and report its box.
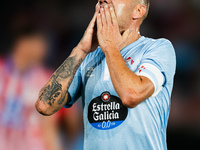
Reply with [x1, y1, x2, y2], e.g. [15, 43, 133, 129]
[64, 36, 176, 150]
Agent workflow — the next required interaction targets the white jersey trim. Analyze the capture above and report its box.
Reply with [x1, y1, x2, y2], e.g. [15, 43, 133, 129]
[135, 63, 165, 97]
[104, 59, 110, 81]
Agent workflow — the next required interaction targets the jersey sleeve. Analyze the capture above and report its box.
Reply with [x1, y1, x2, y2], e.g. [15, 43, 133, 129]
[64, 66, 82, 108]
[136, 39, 176, 97]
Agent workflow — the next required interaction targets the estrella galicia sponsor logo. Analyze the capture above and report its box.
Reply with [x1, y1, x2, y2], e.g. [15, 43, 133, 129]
[88, 91, 128, 130]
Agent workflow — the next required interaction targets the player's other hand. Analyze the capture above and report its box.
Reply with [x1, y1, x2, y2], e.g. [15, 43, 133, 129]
[76, 3, 100, 54]
[97, 4, 132, 53]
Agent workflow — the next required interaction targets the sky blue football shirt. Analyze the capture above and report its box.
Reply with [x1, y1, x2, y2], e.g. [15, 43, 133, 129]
[64, 36, 176, 150]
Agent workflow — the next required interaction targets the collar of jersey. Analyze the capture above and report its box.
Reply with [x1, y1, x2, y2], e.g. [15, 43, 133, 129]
[120, 36, 145, 54]
[96, 36, 145, 55]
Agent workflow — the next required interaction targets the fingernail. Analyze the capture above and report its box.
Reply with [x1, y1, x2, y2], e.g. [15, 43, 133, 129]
[101, 8, 104, 11]
[110, 7, 113, 10]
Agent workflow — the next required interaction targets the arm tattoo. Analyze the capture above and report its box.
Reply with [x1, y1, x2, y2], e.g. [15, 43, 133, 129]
[56, 56, 76, 79]
[39, 77, 62, 106]
[39, 55, 83, 106]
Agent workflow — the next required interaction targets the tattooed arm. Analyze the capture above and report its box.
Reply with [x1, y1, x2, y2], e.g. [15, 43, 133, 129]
[35, 48, 86, 115]
[35, 5, 99, 116]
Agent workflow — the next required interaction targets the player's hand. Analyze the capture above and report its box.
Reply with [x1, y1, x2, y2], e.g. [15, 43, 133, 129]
[97, 4, 132, 52]
[76, 3, 100, 54]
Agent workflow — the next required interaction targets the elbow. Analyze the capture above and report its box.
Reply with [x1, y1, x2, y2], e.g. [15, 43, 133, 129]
[35, 100, 54, 116]
[120, 89, 143, 108]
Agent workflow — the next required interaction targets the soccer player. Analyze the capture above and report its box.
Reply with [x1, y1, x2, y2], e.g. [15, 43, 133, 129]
[35, 0, 176, 149]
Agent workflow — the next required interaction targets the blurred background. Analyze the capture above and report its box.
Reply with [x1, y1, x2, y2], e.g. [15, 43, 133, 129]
[0, 0, 200, 149]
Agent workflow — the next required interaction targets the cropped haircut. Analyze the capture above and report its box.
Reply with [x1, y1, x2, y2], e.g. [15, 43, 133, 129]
[141, 0, 150, 20]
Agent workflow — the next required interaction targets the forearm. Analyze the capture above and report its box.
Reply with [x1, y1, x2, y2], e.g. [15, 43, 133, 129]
[35, 47, 87, 115]
[104, 49, 153, 107]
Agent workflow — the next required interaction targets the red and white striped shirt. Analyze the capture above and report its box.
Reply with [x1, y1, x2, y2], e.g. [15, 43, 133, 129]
[0, 57, 52, 150]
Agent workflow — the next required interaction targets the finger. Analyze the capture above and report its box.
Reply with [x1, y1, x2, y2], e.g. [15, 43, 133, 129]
[110, 7, 118, 26]
[86, 4, 100, 31]
[97, 13, 102, 43]
[100, 8, 106, 26]
[95, 2, 100, 13]
[97, 12, 102, 30]
[87, 13, 98, 30]
[97, 12, 102, 28]
[104, 5, 112, 26]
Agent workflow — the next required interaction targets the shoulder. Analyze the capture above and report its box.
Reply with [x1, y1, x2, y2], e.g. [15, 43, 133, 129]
[141, 37, 175, 57]
[30, 65, 53, 80]
[142, 37, 173, 48]
[140, 37, 176, 72]
[81, 47, 104, 67]
[152, 38, 174, 51]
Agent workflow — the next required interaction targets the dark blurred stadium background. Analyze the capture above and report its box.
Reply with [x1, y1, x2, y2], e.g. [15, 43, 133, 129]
[0, 0, 200, 149]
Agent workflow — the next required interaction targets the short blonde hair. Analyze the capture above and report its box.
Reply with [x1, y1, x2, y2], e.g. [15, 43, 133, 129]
[141, 0, 150, 20]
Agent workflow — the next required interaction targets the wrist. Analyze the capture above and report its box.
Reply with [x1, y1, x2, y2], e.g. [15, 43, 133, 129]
[73, 46, 89, 57]
[76, 43, 91, 55]
[103, 46, 120, 56]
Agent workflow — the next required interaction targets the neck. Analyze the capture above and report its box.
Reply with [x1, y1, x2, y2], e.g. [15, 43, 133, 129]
[119, 26, 141, 50]
[125, 29, 141, 46]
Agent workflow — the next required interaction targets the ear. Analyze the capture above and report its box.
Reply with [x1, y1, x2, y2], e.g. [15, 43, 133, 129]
[132, 4, 146, 20]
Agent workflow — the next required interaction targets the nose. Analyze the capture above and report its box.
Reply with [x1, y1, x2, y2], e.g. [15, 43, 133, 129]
[98, 0, 111, 6]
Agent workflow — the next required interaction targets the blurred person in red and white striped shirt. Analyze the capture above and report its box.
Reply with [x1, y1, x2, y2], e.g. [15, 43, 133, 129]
[0, 27, 62, 150]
